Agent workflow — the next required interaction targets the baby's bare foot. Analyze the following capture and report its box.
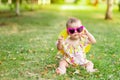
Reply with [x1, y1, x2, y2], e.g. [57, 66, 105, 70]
[56, 68, 66, 74]
[56, 68, 60, 74]
[88, 69, 98, 73]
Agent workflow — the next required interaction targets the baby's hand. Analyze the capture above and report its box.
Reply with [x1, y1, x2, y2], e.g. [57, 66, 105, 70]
[79, 28, 88, 37]
[58, 36, 64, 45]
[57, 36, 64, 50]
[78, 27, 86, 38]
[83, 27, 89, 35]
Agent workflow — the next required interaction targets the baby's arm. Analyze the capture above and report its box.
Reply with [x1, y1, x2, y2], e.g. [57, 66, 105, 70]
[57, 36, 64, 50]
[84, 28, 96, 44]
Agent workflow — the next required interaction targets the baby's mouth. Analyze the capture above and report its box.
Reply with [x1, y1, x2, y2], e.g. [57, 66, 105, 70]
[74, 34, 79, 37]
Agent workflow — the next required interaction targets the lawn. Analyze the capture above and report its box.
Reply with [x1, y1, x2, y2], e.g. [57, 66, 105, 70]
[0, 4, 120, 80]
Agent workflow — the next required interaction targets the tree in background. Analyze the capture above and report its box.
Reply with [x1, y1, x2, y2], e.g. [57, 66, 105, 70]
[15, 0, 20, 16]
[10, 0, 20, 16]
[105, 0, 114, 20]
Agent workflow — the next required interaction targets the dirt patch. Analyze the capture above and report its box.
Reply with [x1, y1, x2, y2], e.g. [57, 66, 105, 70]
[0, 11, 21, 18]
[0, 22, 8, 27]
[0, 22, 18, 27]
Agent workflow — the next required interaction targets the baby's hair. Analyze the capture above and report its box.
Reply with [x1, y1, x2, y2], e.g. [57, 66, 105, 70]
[66, 17, 81, 28]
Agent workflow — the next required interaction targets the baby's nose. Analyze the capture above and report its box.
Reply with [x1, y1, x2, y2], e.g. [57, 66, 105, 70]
[75, 30, 77, 33]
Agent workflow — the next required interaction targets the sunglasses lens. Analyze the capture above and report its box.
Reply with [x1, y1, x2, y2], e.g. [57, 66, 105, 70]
[69, 29, 75, 34]
[68, 26, 84, 34]
[77, 27, 83, 33]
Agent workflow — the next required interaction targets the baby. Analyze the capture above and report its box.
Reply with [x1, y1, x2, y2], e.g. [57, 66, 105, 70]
[56, 17, 97, 74]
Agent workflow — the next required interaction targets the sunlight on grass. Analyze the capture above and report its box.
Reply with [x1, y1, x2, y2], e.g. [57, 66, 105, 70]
[60, 4, 118, 11]
[60, 5, 95, 10]
[40, 4, 118, 12]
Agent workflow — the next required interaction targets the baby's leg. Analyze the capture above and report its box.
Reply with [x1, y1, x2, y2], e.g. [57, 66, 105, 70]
[85, 61, 97, 72]
[56, 60, 68, 74]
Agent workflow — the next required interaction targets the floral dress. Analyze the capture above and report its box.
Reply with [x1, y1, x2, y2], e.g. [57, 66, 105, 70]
[62, 36, 90, 66]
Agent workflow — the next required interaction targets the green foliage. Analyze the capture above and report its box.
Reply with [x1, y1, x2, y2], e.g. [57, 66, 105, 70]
[12, 0, 23, 4]
[1, 0, 8, 3]
[51, 0, 65, 4]
[74, 0, 81, 4]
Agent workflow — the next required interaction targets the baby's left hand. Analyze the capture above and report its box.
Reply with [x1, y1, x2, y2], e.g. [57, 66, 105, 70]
[79, 27, 88, 38]
[83, 27, 89, 35]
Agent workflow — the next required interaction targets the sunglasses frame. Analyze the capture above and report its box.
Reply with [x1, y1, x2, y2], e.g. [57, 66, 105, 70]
[67, 26, 84, 34]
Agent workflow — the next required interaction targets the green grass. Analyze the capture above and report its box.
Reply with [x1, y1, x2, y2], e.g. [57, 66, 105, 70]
[0, 4, 120, 80]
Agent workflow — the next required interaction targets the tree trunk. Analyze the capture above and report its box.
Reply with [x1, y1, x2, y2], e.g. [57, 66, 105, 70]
[105, 0, 114, 20]
[8, 0, 12, 4]
[15, 0, 20, 16]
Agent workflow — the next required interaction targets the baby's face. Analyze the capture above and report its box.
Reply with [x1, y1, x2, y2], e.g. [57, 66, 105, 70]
[67, 21, 83, 40]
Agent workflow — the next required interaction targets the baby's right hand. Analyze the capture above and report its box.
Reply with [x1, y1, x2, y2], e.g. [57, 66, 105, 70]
[57, 36, 64, 50]
[58, 36, 64, 45]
